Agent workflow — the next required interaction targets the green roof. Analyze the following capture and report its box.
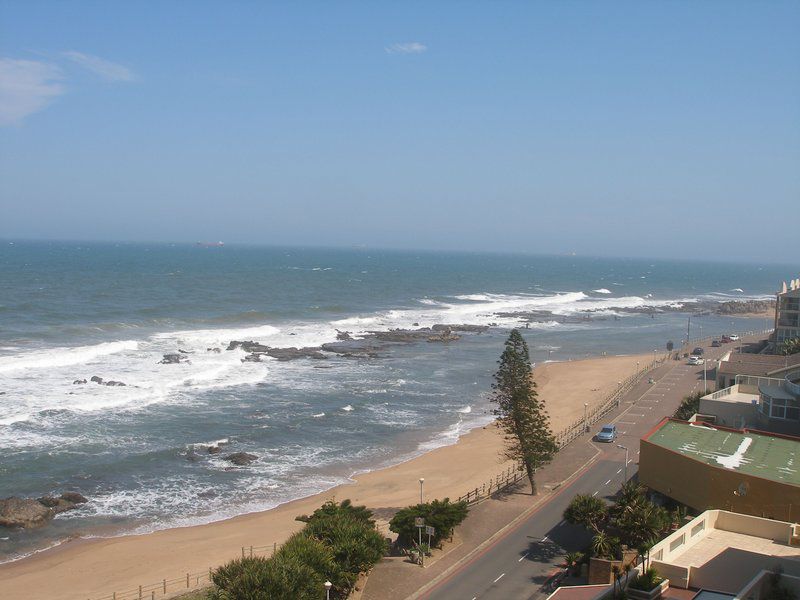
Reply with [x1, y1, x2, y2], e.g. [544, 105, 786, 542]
[647, 420, 800, 486]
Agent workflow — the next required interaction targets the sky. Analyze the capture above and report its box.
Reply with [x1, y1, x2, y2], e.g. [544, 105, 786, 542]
[0, 1, 798, 262]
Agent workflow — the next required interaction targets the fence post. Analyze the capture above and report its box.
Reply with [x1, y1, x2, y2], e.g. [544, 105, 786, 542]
[151, 591, 155, 600]
[273, 541, 277, 554]
[187, 573, 190, 588]
[163, 579, 166, 594]
[241, 546, 245, 558]
[139, 585, 142, 600]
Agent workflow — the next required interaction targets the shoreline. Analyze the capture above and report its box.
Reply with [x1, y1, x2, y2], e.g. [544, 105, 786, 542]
[0, 351, 654, 599]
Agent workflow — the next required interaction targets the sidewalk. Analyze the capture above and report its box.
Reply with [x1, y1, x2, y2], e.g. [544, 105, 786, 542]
[362, 359, 680, 600]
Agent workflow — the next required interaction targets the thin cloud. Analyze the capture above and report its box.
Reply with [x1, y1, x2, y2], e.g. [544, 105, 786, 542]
[385, 42, 427, 55]
[0, 58, 65, 126]
[62, 51, 136, 82]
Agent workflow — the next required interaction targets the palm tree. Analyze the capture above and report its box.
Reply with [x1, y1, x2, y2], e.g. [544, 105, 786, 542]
[564, 551, 583, 576]
[592, 531, 613, 559]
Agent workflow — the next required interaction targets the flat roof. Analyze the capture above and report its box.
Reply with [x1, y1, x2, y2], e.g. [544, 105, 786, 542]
[645, 420, 800, 486]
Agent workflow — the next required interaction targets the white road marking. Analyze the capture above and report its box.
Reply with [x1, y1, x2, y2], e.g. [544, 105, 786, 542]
[628, 414, 646, 417]
[542, 535, 549, 542]
[604, 479, 611, 485]
[518, 552, 528, 562]
[617, 421, 636, 425]
[592, 491, 599, 496]
[493, 573, 505, 583]
[616, 468, 622, 474]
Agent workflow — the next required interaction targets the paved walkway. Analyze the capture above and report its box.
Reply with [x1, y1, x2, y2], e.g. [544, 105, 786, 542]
[362, 335, 757, 600]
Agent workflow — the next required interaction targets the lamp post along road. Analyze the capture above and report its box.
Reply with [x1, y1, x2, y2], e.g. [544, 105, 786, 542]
[618, 444, 629, 482]
[325, 581, 332, 600]
[419, 478, 424, 504]
[583, 402, 588, 432]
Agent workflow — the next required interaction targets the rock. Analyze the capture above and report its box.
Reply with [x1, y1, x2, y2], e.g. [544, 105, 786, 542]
[207, 347, 221, 353]
[431, 324, 489, 333]
[159, 353, 187, 364]
[59, 492, 88, 504]
[227, 341, 269, 353]
[336, 330, 353, 341]
[90, 376, 103, 384]
[178, 348, 193, 354]
[104, 380, 126, 387]
[0, 498, 53, 529]
[242, 353, 263, 363]
[208, 445, 222, 455]
[265, 347, 326, 361]
[224, 452, 258, 466]
[73, 379, 87, 385]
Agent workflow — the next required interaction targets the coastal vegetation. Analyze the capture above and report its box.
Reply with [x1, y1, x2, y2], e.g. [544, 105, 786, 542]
[388, 498, 469, 548]
[673, 391, 702, 421]
[491, 329, 557, 495]
[207, 499, 385, 600]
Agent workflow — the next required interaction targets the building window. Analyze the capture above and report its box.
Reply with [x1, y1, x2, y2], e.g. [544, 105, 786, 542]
[761, 396, 771, 416]
[669, 534, 685, 552]
[691, 521, 705, 537]
[771, 398, 787, 420]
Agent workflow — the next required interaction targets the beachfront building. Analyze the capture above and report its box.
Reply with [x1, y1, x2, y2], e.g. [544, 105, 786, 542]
[639, 418, 800, 522]
[546, 510, 800, 599]
[776, 277, 800, 345]
[716, 351, 800, 390]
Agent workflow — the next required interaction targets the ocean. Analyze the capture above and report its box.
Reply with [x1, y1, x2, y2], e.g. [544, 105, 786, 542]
[0, 241, 785, 560]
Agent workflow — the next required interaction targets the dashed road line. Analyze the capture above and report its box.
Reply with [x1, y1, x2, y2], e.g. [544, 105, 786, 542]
[493, 573, 505, 584]
[592, 491, 599, 496]
[616, 468, 622, 474]
[518, 552, 528, 562]
[604, 479, 611, 485]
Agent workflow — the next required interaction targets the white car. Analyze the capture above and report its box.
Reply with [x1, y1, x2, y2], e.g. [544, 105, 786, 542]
[729, 334, 740, 341]
[688, 355, 705, 365]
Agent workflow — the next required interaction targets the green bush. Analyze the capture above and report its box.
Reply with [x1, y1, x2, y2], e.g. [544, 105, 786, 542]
[673, 391, 702, 421]
[210, 498, 386, 600]
[389, 498, 469, 547]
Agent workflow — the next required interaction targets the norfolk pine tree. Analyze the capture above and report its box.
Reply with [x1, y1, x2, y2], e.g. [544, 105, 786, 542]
[491, 329, 557, 495]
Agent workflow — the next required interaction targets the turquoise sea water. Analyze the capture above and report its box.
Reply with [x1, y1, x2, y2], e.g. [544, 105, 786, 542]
[0, 241, 787, 559]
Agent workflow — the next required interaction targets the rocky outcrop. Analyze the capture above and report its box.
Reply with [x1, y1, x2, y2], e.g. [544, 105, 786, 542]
[105, 380, 126, 387]
[227, 341, 269, 353]
[225, 452, 258, 466]
[73, 379, 87, 384]
[336, 330, 353, 341]
[159, 353, 188, 364]
[90, 375, 103, 384]
[716, 300, 776, 315]
[266, 347, 326, 361]
[0, 493, 88, 529]
[207, 347, 222, 353]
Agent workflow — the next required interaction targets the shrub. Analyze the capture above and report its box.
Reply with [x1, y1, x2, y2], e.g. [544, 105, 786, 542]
[296, 498, 375, 528]
[210, 498, 386, 600]
[629, 567, 664, 591]
[673, 391, 702, 421]
[389, 498, 469, 547]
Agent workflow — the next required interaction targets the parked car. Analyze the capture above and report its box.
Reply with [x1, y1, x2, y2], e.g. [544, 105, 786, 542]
[721, 335, 732, 343]
[595, 424, 617, 443]
[688, 355, 705, 365]
[711, 340, 721, 347]
[729, 334, 740, 341]
[692, 347, 704, 355]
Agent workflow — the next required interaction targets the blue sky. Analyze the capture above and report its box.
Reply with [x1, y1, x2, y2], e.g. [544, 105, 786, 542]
[1, 1, 798, 262]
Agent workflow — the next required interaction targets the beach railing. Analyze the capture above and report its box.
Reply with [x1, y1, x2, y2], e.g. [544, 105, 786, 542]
[85, 544, 277, 600]
[456, 464, 525, 505]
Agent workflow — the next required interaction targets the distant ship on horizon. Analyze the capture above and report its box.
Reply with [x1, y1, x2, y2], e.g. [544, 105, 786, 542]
[195, 241, 224, 247]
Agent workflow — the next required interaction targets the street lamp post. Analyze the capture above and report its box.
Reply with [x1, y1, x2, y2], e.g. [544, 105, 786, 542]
[617, 444, 629, 482]
[583, 402, 588, 433]
[419, 478, 424, 504]
[325, 581, 332, 600]
[703, 356, 708, 395]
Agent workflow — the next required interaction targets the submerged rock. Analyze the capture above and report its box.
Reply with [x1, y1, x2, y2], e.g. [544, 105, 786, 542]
[90, 376, 103, 384]
[159, 353, 188, 364]
[73, 379, 87, 385]
[224, 452, 258, 466]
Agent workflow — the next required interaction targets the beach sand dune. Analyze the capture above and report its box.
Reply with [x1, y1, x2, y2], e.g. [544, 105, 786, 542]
[0, 353, 649, 600]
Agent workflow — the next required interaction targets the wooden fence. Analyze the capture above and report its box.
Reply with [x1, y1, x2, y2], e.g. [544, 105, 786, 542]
[85, 544, 276, 600]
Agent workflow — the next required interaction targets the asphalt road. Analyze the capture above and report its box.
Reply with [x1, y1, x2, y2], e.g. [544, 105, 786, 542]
[422, 340, 733, 600]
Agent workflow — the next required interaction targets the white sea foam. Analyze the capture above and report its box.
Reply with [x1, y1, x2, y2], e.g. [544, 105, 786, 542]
[341, 405, 354, 411]
[593, 288, 612, 294]
[312, 413, 325, 418]
[457, 406, 472, 414]
[0, 340, 138, 374]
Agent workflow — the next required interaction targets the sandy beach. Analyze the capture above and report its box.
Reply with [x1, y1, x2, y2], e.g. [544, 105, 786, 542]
[0, 352, 651, 600]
